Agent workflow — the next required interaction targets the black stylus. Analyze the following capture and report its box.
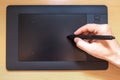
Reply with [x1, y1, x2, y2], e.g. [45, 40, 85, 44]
[67, 34, 115, 40]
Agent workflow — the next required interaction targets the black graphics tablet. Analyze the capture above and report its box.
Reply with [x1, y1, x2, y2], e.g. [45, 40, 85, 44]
[6, 5, 108, 70]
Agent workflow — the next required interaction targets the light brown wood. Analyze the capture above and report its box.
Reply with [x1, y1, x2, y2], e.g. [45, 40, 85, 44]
[0, 0, 120, 80]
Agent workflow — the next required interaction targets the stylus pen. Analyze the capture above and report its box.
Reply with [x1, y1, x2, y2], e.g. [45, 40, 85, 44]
[67, 34, 115, 40]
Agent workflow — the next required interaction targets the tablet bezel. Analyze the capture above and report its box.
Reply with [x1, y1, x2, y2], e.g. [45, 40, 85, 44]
[6, 5, 108, 70]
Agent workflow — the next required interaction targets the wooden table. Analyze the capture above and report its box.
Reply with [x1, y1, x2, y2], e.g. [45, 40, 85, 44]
[0, 0, 120, 80]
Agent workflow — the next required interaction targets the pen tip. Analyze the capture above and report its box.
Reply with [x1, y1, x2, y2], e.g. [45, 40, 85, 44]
[67, 35, 75, 40]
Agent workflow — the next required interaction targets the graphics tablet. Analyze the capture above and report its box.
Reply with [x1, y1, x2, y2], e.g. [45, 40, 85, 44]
[6, 5, 108, 70]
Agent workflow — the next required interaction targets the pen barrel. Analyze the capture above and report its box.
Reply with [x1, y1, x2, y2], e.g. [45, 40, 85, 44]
[67, 35, 115, 40]
[76, 35, 115, 40]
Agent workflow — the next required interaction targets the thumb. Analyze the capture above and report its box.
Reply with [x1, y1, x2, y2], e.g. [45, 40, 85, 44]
[74, 37, 91, 53]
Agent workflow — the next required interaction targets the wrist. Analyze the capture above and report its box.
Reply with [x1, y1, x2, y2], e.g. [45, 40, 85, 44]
[106, 50, 120, 68]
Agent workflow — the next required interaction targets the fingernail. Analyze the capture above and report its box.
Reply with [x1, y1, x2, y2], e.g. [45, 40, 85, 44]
[74, 32, 77, 35]
[74, 38, 80, 43]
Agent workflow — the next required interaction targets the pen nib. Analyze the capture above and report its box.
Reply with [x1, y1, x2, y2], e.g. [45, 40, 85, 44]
[67, 35, 75, 40]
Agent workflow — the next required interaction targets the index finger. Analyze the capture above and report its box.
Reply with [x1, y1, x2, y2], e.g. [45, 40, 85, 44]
[74, 24, 99, 35]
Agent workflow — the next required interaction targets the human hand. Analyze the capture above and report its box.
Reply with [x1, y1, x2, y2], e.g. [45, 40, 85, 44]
[74, 24, 120, 67]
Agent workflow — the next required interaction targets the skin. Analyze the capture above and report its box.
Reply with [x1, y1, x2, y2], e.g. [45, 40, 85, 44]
[74, 24, 120, 68]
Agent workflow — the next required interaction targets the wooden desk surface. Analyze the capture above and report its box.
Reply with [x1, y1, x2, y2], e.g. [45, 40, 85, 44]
[0, 0, 120, 80]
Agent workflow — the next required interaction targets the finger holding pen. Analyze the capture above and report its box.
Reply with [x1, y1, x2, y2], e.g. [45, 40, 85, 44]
[74, 23, 113, 35]
[73, 24, 120, 68]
